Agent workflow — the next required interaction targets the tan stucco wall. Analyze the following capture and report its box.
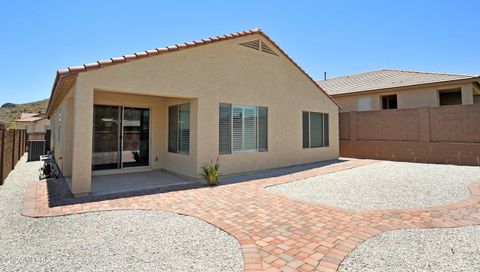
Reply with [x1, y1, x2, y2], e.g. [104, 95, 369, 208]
[50, 33, 339, 195]
[16, 121, 34, 133]
[16, 118, 50, 133]
[334, 82, 477, 112]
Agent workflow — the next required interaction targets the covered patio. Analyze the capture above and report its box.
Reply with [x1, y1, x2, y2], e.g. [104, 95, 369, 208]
[90, 169, 203, 196]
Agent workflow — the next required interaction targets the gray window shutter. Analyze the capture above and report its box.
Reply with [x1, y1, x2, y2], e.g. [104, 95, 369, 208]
[257, 107, 268, 151]
[323, 113, 329, 147]
[178, 104, 190, 154]
[168, 105, 178, 153]
[310, 112, 324, 148]
[219, 103, 232, 154]
[302, 111, 309, 148]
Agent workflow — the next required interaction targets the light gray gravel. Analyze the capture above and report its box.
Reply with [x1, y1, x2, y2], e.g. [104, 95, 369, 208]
[0, 156, 243, 272]
[267, 161, 480, 210]
[339, 226, 480, 272]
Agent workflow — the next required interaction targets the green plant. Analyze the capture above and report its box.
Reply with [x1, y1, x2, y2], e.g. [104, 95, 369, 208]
[201, 158, 220, 186]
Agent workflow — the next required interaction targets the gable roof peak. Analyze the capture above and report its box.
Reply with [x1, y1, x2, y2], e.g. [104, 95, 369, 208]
[47, 28, 339, 115]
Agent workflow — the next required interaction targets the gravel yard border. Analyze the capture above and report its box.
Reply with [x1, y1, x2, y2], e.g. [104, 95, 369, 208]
[267, 161, 480, 210]
[339, 225, 480, 272]
[1, 155, 243, 272]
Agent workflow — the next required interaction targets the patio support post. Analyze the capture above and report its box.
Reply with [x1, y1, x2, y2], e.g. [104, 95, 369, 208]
[71, 84, 93, 197]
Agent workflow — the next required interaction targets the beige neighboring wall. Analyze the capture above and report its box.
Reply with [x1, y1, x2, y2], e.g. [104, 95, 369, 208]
[334, 82, 478, 112]
[16, 118, 50, 133]
[49, 32, 339, 195]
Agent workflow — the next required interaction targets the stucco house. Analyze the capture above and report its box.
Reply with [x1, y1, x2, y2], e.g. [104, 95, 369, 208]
[15, 113, 50, 133]
[46, 28, 339, 197]
[317, 69, 480, 112]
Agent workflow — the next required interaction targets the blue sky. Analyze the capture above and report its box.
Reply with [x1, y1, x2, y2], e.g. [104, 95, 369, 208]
[0, 0, 479, 104]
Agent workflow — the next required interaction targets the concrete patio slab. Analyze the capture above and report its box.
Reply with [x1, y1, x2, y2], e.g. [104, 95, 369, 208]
[90, 169, 202, 196]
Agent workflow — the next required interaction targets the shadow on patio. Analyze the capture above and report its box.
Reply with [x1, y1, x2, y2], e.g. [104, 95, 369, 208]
[46, 170, 205, 207]
[46, 159, 350, 207]
[219, 159, 349, 185]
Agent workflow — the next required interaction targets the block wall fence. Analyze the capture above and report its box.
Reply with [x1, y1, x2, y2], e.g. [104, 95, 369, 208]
[339, 104, 480, 166]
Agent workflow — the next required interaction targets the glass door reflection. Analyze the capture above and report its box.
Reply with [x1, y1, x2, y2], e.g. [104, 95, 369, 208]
[122, 107, 150, 168]
[92, 105, 121, 170]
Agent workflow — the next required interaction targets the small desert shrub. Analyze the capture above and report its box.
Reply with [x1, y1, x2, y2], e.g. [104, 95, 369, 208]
[201, 158, 220, 186]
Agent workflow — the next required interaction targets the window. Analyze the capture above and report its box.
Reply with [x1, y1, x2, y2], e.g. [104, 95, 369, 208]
[303, 111, 329, 148]
[439, 88, 462, 106]
[168, 103, 190, 154]
[473, 86, 480, 104]
[357, 97, 372, 111]
[381, 94, 398, 109]
[219, 103, 267, 154]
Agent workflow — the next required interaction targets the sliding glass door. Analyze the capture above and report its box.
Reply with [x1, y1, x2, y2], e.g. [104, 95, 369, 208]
[92, 105, 121, 170]
[92, 105, 150, 171]
[122, 107, 150, 168]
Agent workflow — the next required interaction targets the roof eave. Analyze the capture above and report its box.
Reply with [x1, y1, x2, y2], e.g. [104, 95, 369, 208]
[46, 28, 341, 113]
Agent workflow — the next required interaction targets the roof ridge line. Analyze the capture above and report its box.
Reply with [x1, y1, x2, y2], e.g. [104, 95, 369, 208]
[316, 69, 387, 82]
[381, 68, 478, 78]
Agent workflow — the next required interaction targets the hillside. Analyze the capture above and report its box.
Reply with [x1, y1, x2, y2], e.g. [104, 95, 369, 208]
[0, 99, 49, 127]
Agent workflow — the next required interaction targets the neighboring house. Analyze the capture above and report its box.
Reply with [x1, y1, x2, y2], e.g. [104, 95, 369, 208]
[317, 69, 480, 112]
[46, 28, 340, 197]
[15, 113, 50, 133]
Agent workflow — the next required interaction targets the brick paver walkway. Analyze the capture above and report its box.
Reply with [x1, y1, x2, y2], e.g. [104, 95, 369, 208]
[22, 159, 480, 272]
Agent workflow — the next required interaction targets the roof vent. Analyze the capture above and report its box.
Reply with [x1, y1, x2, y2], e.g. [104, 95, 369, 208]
[239, 40, 278, 56]
[260, 42, 278, 56]
[240, 40, 260, 50]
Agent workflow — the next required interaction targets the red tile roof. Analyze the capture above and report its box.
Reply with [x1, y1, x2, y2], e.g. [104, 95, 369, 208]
[47, 28, 338, 115]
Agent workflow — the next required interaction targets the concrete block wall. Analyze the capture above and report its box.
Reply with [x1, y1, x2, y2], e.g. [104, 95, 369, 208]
[339, 103, 480, 166]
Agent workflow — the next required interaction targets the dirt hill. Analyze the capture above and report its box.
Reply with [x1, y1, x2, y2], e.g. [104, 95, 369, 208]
[0, 99, 49, 128]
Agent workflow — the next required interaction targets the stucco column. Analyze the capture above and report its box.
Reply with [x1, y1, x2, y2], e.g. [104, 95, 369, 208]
[461, 84, 473, 105]
[71, 84, 93, 197]
[62, 96, 74, 177]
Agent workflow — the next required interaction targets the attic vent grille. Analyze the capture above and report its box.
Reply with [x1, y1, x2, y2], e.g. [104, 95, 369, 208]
[260, 42, 278, 56]
[240, 40, 260, 50]
[239, 40, 278, 56]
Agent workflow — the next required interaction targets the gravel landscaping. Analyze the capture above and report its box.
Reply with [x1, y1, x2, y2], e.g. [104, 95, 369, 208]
[267, 161, 480, 210]
[0, 156, 243, 272]
[339, 226, 480, 272]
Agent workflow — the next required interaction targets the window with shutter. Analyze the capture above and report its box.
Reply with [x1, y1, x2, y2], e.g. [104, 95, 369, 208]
[168, 103, 190, 154]
[219, 103, 268, 154]
[178, 104, 190, 154]
[257, 107, 268, 151]
[219, 103, 232, 154]
[302, 111, 329, 148]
